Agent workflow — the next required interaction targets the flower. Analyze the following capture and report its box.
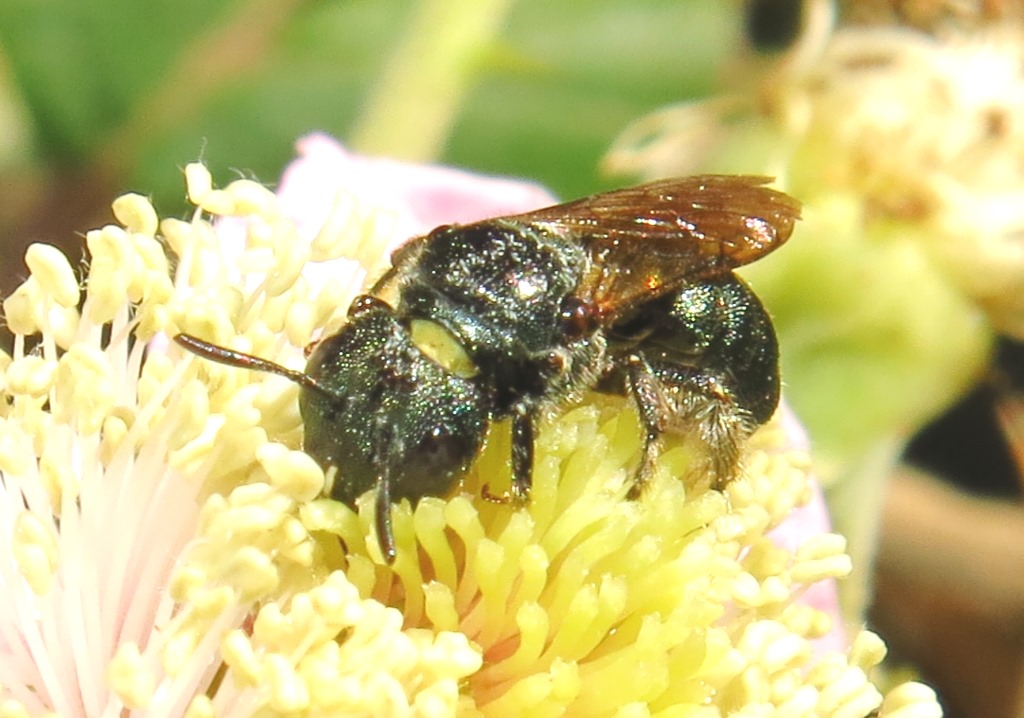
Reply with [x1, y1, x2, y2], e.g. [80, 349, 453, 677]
[0, 136, 939, 716]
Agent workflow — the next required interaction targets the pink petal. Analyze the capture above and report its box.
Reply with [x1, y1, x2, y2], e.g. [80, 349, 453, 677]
[277, 134, 557, 247]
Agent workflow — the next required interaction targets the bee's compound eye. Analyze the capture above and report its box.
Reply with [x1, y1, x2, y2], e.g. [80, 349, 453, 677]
[412, 427, 479, 479]
[384, 379, 489, 500]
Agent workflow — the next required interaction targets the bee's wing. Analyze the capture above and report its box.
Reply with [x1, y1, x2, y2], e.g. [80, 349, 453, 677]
[510, 175, 801, 321]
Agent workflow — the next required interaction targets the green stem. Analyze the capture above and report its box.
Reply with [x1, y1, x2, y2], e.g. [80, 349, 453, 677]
[349, 0, 516, 162]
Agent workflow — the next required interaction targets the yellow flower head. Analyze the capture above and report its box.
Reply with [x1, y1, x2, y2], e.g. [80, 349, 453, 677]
[0, 135, 939, 716]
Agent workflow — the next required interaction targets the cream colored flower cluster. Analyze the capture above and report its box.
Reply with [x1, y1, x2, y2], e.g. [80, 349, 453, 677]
[0, 164, 939, 716]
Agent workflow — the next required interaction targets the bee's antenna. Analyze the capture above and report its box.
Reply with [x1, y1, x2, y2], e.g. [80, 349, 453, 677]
[173, 333, 340, 401]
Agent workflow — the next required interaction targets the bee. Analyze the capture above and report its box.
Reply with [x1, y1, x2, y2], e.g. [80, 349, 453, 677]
[175, 175, 800, 562]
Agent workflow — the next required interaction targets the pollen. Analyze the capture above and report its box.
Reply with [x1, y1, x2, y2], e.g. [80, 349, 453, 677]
[107, 643, 155, 709]
[24, 243, 80, 309]
[111, 193, 159, 236]
[12, 511, 59, 595]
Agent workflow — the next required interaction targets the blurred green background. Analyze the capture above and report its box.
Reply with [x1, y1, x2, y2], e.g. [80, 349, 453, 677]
[0, 0, 742, 297]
